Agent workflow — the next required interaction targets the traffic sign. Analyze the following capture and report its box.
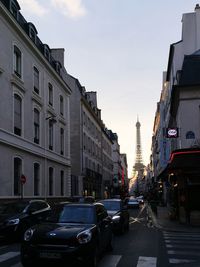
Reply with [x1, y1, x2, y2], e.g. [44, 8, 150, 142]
[20, 174, 26, 184]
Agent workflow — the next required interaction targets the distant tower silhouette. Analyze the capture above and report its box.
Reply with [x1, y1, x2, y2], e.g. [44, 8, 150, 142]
[133, 117, 145, 175]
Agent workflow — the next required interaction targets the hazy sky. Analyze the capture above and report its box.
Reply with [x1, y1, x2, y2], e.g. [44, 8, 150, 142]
[18, 0, 199, 176]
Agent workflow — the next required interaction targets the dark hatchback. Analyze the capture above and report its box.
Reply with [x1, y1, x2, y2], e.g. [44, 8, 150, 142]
[0, 200, 50, 242]
[99, 199, 129, 234]
[21, 202, 113, 267]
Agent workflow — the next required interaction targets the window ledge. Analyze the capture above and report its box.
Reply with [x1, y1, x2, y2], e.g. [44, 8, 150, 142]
[11, 75, 26, 93]
[32, 92, 43, 107]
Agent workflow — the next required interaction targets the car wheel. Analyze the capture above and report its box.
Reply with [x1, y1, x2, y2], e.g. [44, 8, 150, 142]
[87, 246, 98, 267]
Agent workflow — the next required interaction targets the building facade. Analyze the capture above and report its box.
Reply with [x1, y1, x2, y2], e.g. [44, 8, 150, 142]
[69, 75, 114, 199]
[0, 0, 71, 200]
[152, 5, 200, 223]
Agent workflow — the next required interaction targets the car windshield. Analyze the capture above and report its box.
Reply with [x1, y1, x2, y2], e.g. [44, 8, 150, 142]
[0, 202, 28, 214]
[129, 199, 138, 202]
[45, 205, 94, 224]
[101, 201, 121, 211]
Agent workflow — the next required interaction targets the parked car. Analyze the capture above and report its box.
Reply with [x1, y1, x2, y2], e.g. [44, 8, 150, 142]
[65, 195, 95, 203]
[136, 195, 144, 205]
[0, 200, 50, 241]
[99, 199, 129, 234]
[21, 202, 113, 267]
[127, 197, 139, 209]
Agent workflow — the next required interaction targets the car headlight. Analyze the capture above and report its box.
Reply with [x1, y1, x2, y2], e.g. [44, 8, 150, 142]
[112, 215, 120, 222]
[77, 229, 92, 244]
[6, 218, 20, 226]
[24, 228, 35, 241]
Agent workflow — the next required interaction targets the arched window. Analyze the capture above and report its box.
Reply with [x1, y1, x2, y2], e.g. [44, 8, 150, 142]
[60, 127, 64, 155]
[14, 157, 22, 196]
[34, 108, 40, 144]
[13, 45, 22, 78]
[60, 170, 64, 196]
[186, 131, 195, 139]
[60, 95, 64, 115]
[33, 66, 39, 94]
[9, 0, 20, 19]
[34, 163, 40, 196]
[49, 167, 54, 196]
[14, 94, 22, 136]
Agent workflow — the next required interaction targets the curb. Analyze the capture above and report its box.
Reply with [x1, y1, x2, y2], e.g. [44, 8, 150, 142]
[147, 205, 200, 233]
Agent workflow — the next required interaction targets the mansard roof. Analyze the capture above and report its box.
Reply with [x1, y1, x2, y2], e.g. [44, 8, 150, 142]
[179, 53, 200, 85]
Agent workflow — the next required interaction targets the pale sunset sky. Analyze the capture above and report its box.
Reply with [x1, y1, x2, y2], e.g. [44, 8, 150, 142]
[18, 0, 199, 176]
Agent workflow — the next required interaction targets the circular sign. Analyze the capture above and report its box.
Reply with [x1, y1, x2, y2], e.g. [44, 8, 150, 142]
[167, 128, 178, 137]
[20, 174, 26, 184]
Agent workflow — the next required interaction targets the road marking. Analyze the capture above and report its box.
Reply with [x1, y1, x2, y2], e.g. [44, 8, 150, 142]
[164, 236, 200, 240]
[169, 258, 196, 264]
[168, 250, 200, 256]
[166, 244, 200, 250]
[0, 252, 20, 263]
[136, 256, 157, 267]
[98, 255, 121, 267]
[165, 239, 200, 244]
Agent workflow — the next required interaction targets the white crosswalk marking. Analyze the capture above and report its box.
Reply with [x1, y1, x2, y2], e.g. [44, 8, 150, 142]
[163, 231, 200, 265]
[169, 258, 195, 264]
[136, 256, 157, 267]
[0, 251, 20, 263]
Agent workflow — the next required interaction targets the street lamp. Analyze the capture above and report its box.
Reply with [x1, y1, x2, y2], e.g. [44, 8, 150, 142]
[44, 114, 57, 200]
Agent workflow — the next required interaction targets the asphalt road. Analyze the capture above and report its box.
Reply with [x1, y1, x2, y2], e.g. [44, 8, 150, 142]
[0, 204, 200, 267]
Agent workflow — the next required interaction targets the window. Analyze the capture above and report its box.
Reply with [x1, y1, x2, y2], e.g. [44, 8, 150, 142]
[10, 0, 20, 19]
[48, 83, 53, 106]
[60, 95, 64, 115]
[14, 94, 22, 136]
[49, 119, 53, 150]
[60, 170, 64, 196]
[34, 108, 40, 144]
[60, 127, 64, 155]
[14, 45, 21, 78]
[44, 44, 50, 61]
[33, 66, 39, 94]
[34, 163, 40, 196]
[14, 157, 22, 196]
[186, 131, 195, 139]
[49, 167, 54, 196]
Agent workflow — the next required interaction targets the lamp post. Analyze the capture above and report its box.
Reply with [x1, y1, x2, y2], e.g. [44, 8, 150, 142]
[44, 115, 57, 200]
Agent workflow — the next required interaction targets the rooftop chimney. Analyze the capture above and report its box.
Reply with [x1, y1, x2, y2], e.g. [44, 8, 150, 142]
[195, 4, 200, 11]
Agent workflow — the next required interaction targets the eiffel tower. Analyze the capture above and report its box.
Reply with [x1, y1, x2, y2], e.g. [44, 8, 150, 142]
[132, 117, 145, 176]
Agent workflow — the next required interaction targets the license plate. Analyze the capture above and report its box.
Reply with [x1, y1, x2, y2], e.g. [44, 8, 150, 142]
[39, 252, 61, 259]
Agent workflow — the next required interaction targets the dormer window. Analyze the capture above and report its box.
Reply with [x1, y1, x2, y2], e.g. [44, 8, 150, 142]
[44, 44, 50, 61]
[9, 0, 20, 20]
[55, 61, 62, 75]
[27, 23, 38, 43]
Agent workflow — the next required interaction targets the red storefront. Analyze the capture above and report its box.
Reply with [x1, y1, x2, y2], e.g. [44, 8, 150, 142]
[160, 148, 200, 223]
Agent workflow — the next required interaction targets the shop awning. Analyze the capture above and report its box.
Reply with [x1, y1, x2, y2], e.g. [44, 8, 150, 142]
[157, 148, 200, 180]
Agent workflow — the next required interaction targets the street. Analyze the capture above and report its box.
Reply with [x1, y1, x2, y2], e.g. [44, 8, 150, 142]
[1, 204, 200, 267]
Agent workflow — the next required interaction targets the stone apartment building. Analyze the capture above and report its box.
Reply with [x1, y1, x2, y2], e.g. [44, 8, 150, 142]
[68, 75, 113, 199]
[152, 5, 200, 223]
[0, 0, 71, 200]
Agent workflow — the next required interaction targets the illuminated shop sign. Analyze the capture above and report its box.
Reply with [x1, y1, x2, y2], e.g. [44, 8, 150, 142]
[166, 128, 179, 138]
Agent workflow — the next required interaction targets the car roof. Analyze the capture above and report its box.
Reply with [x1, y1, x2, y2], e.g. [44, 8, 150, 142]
[100, 198, 121, 202]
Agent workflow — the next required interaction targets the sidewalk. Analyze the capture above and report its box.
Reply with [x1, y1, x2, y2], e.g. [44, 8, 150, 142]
[147, 204, 200, 233]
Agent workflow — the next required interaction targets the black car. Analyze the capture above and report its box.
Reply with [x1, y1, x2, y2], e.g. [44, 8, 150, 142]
[0, 199, 50, 241]
[99, 199, 129, 234]
[21, 202, 113, 267]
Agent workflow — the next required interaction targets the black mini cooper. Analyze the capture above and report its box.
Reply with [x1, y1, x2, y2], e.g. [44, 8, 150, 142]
[21, 202, 113, 267]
